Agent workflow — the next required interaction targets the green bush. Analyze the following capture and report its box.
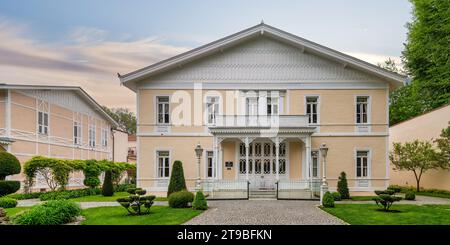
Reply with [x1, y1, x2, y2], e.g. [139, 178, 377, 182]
[39, 188, 101, 201]
[117, 193, 155, 215]
[83, 177, 101, 189]
[0, 181, 21, 197]
[114, 183, 135, 192]
[192, 191, 208, 210]
[337, 172, 350, 199]
[6, 192, 43, 200]
[126, 187, 143, 194]
[167, 160, 187, 197]
[168, 191, 194, 208]
[0, 152, 21, 180]
[322, 191, 335, 208]
[387, 185, 402, 194]
[13, 200, 81, 225]
[0, 197, 18, 208]
[373, 189, 402, 211]
[102, 170, 114, 196]
[405, 191, 416, 200]
[331, 192, 342, 201]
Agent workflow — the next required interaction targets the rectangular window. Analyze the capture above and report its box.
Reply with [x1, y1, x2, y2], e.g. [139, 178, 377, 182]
[311, 151, 319, 178]
[73, 122, 81, 145]
[88, 124, 96, 148]
[206, 151, 214, 178]
[356, 96, 369, 124]
[38, 111, 49, 135]
[206, 97, 219, 124]
[157, 96, 170, 124]
[101, 128, 108, 147]
[246, 97, 258, 116]
[356, 151, 369, 178]
[266, 97, 279, 116]
[157, 151, 170, 178]
[306, 97, 318, 124]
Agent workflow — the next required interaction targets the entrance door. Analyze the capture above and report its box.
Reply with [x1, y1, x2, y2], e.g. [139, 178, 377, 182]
[238, 141, 287, 190]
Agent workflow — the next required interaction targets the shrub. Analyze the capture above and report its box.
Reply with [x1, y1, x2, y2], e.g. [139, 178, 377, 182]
[373, 189, 402, 211]
[0, 197, 17, 208]
[102, 170, 114, 196]
[13, 200, 81, 225]
[331, 192, 341, 201]
[0, 181, 21, 197]
[117, 191, 155, 215]
[7, 192, 43, 200]
[337, 172, 350, 199]
[0, 152, 21, 180]
[39, 188, 101, 201]
[192, 191, 208, 210]
[387, 185, 402, 194]
[168, 191, 194, 208]
[167, 161, 187, 197]
[83, 177, 101, 189]
[126, 187, 143, 194]
[405, 191, 416, 200]
[114, 183, 136, 192]
[322, 191, 335, 208]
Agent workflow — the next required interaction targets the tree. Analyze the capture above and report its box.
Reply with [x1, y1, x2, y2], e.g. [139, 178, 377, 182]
[0, 152, 21, 196]
[102, 170, 114, 196]
[167, 161, 187, 197]
[102, 106, 137, 134]
[337, 172, 350, 199]
[373, 189, 402, 212]
[434, 122, 450, 168]
[391, 0, 450, 125]
[192, 191, 208, 210]
[389, 140, 440, 192]
[377, 58, 406, 75]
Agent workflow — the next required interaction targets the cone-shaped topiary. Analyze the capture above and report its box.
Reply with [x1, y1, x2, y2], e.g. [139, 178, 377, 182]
[192, 191, 208, 210]
[0, 152, 21, 196]
[167, 160, 187, 197]
[337, 171, 350, 199]
[322, 191, 335, 208]
[102, 170, 114, 196]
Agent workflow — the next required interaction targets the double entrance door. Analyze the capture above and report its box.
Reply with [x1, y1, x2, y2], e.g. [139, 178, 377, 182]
[238, 141, 287, 190]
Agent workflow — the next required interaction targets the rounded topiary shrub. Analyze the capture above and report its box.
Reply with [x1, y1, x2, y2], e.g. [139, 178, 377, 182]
[0, 152, 21, 180]
[0, 181, 21, 197]
[405, 191, 416, 200]
[322, 191, 335, 208]
[168, 190, 194, 208]
[192, 191, 208, 210]
[0, 197, 18, 208]
[167, 160, 187, 197]
[331, 192, 341, 201]
[102, 170, 114, 196]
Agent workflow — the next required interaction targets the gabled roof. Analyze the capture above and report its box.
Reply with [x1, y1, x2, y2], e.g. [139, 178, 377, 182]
[119, 23, 406, 91]
[0, 83, 119, 127]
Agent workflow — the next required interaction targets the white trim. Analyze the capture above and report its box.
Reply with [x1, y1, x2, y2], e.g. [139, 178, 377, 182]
[354, 94, 372, 133]
[304, 94, 321, 132]
[354, 148, 372, 188]
[154, 149, 172, 179]
[204, 149, 214, 179]
[312, 132, 387, 137]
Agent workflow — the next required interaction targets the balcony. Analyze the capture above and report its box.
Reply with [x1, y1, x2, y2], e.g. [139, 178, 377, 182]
[209, 115, 310, 129]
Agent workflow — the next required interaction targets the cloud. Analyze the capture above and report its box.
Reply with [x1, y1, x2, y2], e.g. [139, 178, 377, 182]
[0, 18, 189, 111]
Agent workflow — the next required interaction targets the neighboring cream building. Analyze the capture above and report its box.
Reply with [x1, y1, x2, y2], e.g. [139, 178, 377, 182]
[119, 23, 405, 198]
[113, 130, 129, 163]
[389, 104, 450, 190]
[0, 84, 119, 189]
[127, 134, 137, 163]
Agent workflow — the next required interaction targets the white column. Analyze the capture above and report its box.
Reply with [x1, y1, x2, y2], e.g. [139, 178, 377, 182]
[219, 143, 223, 180]
[245, 137, 250, 181]
[275, 137, 280, 181]
[5, 89, 11, 152]
[213, 137, 219, 180]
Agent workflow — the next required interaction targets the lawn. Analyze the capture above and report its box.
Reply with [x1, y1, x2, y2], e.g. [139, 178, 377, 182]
[81, 206, 202, 225]
[69, 192, 168, 202]
[4, 207, 30, 217]
[322, 204, 450, 225]
[349, 196, 376, 201]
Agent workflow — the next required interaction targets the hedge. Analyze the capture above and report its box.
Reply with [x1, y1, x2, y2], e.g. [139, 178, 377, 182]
[168, 191, 194, 208]
[0, 180, 21, 197]
[0, 197, 17, 208]
[13, 200, 81, 225]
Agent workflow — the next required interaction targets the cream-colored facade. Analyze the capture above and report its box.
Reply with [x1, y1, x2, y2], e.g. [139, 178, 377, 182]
[389, 104, 450, 190]
[120, 23, 405, 198]
[0, 84, 118, 190]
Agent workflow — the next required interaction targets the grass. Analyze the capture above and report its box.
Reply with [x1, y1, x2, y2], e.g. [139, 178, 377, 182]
[415, 191, 450, 199]
[322, 204, 450, 225]
[349, 196, 376, 201]
[4, 207, 31, 217]
[69, 192, 168, 202]
[81, 206, 202, 225]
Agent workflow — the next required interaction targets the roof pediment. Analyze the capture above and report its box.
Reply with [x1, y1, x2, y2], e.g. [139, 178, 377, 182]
[120, 23, 406, 91]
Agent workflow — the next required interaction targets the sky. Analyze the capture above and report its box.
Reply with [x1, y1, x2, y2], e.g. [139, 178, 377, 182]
[0, 0, 413, 111]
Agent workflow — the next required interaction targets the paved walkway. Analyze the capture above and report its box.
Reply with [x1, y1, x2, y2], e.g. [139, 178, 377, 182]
[17, 199, 168, 209]
[337, 195, 450, 205]
[184, 200, 345, 225]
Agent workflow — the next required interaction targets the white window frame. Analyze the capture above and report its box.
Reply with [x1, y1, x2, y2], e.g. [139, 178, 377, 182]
[38, 111, 49, 135]
[311, 150, 320, 178]
[73, 121, 82, 145]
[101, 128, 108, 147]
[156, 96, 170, 125]
[355, 149, 371, 179]
[206, 96, 219, 125]
[266, 97, 279, 116]
[204, 150, 215, 179]
[355, 95, 371, 133]
[305, 95, 320, 125]
[88, 123, 96, 148]
[156, 150, 171, 179]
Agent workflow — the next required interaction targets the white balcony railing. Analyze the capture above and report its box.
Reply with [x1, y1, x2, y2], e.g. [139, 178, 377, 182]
[211, 115, 309, 128]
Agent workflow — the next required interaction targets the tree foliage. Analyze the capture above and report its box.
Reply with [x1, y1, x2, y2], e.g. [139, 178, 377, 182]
[373, 189, 402, 212]
[389, 140, 440, 191]
[390, 0, 450, 125]
[434, 122, 450, 167]
[102, 170, 114, 196]
[167, 161, 187, 197]
[337, 172, 350, 199]
[102, 106, 137, 134]
[0, 152, 21, 180]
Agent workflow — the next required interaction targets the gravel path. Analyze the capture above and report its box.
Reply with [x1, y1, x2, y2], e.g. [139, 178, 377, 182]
[184, 200, 345, 225]
[17, 199, 168, 209]
[338, 195, 450, 205]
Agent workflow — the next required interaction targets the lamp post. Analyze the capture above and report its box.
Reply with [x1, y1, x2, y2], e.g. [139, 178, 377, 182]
[319, 143, 329, 205]
[195, 143, 203, 190]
